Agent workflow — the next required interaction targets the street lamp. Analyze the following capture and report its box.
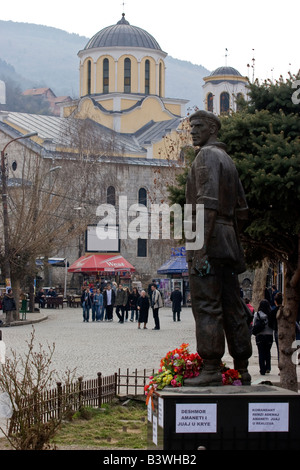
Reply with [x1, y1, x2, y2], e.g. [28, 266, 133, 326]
[0, 131, 38, 290]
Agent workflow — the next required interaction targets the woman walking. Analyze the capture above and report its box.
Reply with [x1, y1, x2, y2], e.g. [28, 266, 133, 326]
[253, 299, 274, 375]
[129, 287, 140, 322]
[137, 290, 149, 329]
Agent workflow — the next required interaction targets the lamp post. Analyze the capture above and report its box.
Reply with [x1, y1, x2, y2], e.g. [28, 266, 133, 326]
[0, 131, 38, 290]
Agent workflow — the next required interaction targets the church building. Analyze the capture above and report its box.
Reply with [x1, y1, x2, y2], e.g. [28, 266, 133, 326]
[203, 66, 248, 114]
[0, 14, 190, 292]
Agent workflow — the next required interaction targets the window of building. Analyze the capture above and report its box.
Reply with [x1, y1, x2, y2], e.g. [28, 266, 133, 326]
[124, 58, 131, 93]
[87, 60, 92, 95]
[107, 186, 116, 206]
[220, 92, 230, 113]
[138, 187, 147, 206]
[159, 62, 163, 97]
[145, 60, 150, 94]
[137, 238, 147, 257]
[103, 58, 109, 93]
[207, 93, 214, 112]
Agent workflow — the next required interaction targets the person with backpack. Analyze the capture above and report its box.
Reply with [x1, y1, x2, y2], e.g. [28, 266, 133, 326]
[253, 299, 274, 375]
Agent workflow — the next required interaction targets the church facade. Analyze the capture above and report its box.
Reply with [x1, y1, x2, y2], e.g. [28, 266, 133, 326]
[0, 14, 190, 291]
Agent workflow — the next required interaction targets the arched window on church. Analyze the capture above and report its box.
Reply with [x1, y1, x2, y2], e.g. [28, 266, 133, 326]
[124, 58, 131, 93]
[103, 58, 109, 93]
[159, 62, 163, 97]
[220, 92, 230, 113]
[138, 187, 147, 206]
[107, 186, 116, 206]
[87, 60, 92, 95]
[207, 93, 214, 112]
[145, 60, 150, 95]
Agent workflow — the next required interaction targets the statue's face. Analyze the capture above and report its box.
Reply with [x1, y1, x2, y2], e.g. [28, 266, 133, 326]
[190, 118, 212, 147]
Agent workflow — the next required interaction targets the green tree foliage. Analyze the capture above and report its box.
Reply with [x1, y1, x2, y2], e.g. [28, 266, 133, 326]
[168, 74, 300, 390]
[169, 74, 300, 271]
[219, 75, 300, 271]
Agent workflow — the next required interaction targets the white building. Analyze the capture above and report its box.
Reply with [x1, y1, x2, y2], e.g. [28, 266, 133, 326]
[203, 66, 249, 115]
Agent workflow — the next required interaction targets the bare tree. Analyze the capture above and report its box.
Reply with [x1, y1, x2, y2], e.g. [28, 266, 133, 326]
[0, 327, 76, 450]
[0, 118, 121, 313]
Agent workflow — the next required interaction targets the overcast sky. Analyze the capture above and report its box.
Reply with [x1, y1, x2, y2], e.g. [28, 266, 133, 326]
[1, 0, 299, 81]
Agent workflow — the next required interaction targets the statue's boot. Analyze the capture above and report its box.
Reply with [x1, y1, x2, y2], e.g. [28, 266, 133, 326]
[234, 359, 251, 385]
[184, 359, 222, 387]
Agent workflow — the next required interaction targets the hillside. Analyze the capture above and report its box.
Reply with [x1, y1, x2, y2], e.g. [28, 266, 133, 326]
[0, 20, 210, 109]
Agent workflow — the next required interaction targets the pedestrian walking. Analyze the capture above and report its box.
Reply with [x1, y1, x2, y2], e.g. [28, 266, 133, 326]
[115, 284, 126, 323]
[3, 288, 16, 324]
[137, 290, 149, 329]
[270, 292, 283, 362]
[129, 287, 140, 322]
[253, 299, 274, 375]
[170, 287, 183, 321]
[92, 288, 103, 321]
[81, 287, 92, 322]
[151, 283, 163, 330]
[124, 288, 130, 321]
[103, 283, 115, 321]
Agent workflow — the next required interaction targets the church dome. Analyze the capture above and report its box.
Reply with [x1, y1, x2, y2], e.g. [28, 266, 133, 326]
[84, 14, 162, 51]
[210, 66, 242, 77]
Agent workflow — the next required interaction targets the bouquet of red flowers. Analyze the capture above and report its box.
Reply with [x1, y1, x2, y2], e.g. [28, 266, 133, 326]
[221, 366, 242, 386]
[145, 344, 243, 397]
[145, 343, 202, 394]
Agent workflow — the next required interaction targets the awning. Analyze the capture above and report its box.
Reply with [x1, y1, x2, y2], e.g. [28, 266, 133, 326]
[36, 258, 69, 267]
[68, 254, 135, 273]
[157, 255, 188, 274]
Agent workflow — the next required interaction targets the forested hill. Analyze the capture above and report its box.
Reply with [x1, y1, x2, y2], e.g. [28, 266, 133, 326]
[0, 20, 210, 109]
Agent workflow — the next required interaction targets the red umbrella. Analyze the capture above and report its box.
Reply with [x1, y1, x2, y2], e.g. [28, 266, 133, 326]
[68, 254, 135, 273]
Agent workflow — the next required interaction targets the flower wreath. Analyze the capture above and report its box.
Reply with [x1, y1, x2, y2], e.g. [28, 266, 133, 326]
[145, 343, 242, 400]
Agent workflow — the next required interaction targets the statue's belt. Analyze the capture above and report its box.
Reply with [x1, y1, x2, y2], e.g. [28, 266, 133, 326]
[216, 216, 234, 226]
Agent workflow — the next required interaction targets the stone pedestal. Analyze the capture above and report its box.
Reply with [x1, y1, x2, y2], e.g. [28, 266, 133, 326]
[147, 384, 300, 450]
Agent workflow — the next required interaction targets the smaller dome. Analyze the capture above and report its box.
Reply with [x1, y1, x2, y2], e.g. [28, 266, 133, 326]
[210, 66, 242, 77]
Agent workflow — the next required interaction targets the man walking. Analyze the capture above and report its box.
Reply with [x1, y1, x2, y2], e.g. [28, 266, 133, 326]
[115, 284, 126, 323]
[151, 284, 163, 330]
[81, 287, 92, 322]
[170, 287, 183, 321]
[103, 283, 115, 321]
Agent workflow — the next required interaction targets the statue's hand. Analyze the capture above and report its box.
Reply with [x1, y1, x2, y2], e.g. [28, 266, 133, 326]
[191, 251, 211, 277]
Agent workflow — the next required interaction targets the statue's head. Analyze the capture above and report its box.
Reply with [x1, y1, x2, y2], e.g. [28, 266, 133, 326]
[189, 110, 221, 147]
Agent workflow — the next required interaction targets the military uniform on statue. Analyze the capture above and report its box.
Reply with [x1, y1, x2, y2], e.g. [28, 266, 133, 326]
[185, 110, 252, 387]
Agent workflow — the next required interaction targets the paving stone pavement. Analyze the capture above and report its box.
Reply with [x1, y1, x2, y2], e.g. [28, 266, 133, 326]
[1, 306, 299, 439]
[0, 306, 285, 384]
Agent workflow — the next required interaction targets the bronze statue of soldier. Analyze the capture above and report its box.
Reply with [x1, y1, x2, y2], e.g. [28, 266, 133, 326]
[185, 110, 252, 387]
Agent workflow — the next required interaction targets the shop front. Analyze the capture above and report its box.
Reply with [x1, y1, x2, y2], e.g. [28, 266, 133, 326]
[157, 247, 190, 307]
[68, 253, 136, 290]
